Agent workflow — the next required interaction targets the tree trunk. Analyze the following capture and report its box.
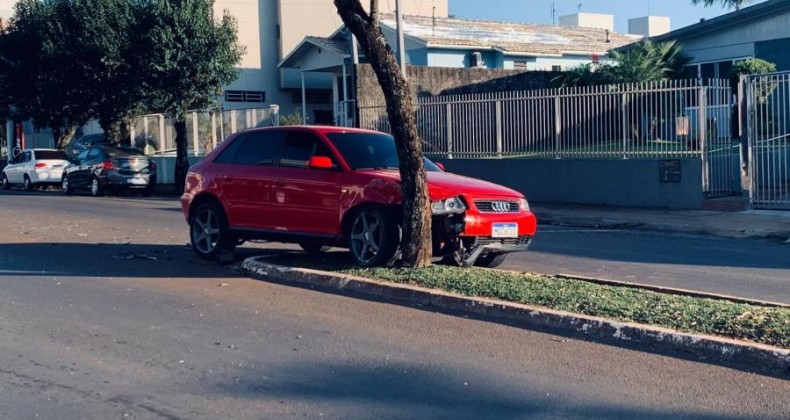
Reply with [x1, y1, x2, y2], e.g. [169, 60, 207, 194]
[100, 120, 125, 146]
[334, 0, 432, 268]
[54, 125, 77, 150]
[174, 117, 189, 195]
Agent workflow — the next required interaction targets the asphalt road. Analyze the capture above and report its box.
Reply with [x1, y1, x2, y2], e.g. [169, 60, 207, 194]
[0, 190, 788, 419]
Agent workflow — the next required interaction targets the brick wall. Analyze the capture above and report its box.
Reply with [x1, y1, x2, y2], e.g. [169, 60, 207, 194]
[356, 64, 559, 104]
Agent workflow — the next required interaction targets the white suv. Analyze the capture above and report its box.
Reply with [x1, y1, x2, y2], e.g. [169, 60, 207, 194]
[2, 149, 70, 190]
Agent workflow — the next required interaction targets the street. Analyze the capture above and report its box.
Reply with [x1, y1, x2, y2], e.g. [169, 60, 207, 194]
[0, 190, 788, 419]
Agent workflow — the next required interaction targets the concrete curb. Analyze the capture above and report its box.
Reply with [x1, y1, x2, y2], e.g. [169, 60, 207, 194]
[242, 257, 790, 377]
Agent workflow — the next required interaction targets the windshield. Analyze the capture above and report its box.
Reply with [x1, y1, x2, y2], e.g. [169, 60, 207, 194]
[325, 132, 441, 172]
[35, 150, 68, 160]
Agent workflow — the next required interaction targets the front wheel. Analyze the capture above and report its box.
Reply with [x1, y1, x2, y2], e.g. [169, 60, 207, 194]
[348, 207, 399, 267]
[90, 177, 102, 197]
[474, 253, 508, 268]
[189, 202, 236, 260]
[23, 175, 33, 191]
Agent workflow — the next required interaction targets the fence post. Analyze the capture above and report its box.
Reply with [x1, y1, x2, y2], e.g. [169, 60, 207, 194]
[495, 100, 503, 158]
[621, 92, 628, 159]
[554, 96, 561, 158]
[158, 115, 165, 154]
[699, 84, 709, 194]
[211, 112, 217, 150]
[446, 103, 453, 159]
[270, 104, 280, 126]
[230, 110, 237, 134]
[192, 112, 200, 156]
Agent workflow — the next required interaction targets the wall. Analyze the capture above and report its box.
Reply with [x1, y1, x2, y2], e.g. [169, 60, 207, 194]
[442, 158, 705, 209]
[356, 64, 559, 104]
[755, 37, 790, 71]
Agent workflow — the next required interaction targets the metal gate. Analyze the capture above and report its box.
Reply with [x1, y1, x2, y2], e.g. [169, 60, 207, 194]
[745, 72, 790, 209]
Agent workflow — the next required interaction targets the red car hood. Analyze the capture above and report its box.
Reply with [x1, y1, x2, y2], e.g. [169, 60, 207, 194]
[364, 170, 523, 199]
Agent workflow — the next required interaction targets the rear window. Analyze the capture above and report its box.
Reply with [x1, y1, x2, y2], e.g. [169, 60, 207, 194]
[35, 150, 68, 160]
[215, 131, 284, 165]
[105, 147, 144, 158]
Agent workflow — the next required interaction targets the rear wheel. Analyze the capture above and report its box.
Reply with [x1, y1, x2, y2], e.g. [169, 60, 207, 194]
[1, 174, 8, 190]
[61, 176, 73, 195]
[189, 202, 236, 260]
[23, 175, 32, 191]
[474, 253, 508, 268]
[348, 207, 399, 267]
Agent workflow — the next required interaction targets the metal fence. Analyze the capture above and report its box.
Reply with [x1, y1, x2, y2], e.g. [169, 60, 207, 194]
[746, 72, 790, 209]
[129, 105, 280, 156]
[358, 79, 734, 197]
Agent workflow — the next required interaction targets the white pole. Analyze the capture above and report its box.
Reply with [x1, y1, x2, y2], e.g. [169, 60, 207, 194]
[396, 0, 407, 78]
[301, 71, 307, 124]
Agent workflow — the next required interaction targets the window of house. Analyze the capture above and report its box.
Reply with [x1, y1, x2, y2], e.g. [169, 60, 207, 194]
[224, 90, 266, 103]
[513, 61, 527, 69]
[551, 65, 563, 72]
[291, 91, 332, 104]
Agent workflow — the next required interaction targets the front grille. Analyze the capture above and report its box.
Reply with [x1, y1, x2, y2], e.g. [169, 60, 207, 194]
[474, 200, 519, 213]
[475, 236, 532, 246]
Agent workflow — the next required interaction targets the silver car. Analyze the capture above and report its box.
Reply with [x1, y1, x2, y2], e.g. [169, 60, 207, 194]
[2, 149, 70, 190]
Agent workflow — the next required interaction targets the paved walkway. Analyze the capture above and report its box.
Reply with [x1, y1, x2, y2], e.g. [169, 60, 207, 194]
[532, 203, 790, 243]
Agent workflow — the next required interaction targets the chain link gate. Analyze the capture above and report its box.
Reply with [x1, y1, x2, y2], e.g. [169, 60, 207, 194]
[745, 72, 790, 209]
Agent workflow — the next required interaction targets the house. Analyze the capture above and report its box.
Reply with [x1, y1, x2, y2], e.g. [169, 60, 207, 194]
[279, 13, 639, 126]
[648, 0, 790, 77]
[214, 0, 448, 120]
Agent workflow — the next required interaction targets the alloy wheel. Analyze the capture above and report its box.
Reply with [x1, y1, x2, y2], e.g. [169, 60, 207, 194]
[91, 178, 100, 196]
[191, 208, 221, 255]
[350, 210, 385, 265]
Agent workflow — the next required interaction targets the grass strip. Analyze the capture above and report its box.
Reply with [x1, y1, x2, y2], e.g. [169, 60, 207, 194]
[262, 252, 790, 349]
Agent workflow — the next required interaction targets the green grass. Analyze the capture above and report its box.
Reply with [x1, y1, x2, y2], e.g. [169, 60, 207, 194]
[263, 252, 790, 349]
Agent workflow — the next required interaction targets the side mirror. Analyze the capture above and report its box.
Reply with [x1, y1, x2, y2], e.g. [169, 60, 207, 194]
[435, 162, 446, 171]
[308, 156, 334, 170]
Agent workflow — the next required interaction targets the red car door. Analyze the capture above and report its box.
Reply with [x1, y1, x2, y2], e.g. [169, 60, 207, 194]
[268, 130, 342, 236]
[212, 130, 284, 229]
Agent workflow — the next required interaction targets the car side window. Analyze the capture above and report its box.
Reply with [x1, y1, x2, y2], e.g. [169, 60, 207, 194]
[279, 131, 335, 169]
[75, 150, 90, 163]
[86, 148, 101, 161]
[215, 131, 284, 165]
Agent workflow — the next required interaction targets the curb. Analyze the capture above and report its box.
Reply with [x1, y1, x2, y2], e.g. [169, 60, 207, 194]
[242, 257, 790, 378]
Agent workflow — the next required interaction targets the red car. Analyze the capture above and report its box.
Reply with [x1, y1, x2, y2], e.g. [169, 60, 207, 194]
[181, 126, 537, 267]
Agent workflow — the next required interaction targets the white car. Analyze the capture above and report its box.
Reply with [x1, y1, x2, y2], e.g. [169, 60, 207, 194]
[2, 149, 70, 190]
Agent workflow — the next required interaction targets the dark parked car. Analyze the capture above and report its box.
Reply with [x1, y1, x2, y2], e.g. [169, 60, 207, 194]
[65, 133, 106, 160]
[181, 126, 537, 267]
[62, 146, 157, 196]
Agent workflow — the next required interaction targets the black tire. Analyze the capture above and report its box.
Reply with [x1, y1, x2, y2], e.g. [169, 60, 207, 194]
[23, 175, 33, 191]
[474, 253, 508, 268]
[1, 174, 9, 190]
[61, 176, 73, 195]
[90, 177, 102, 197]
[189, 202, 236, 260]
[347, 207, 399, 267]
[299, 241, 331, 254]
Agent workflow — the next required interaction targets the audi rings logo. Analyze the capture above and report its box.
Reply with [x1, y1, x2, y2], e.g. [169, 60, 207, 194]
[491, 201, 511, 212]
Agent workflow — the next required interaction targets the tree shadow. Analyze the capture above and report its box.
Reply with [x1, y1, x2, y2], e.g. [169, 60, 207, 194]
[211, 360, 750, 419]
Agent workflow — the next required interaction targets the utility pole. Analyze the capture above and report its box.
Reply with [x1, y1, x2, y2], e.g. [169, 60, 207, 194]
[395, 0, 407, 78]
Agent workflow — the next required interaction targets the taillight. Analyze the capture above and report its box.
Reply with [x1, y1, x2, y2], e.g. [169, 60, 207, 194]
[35, 162, 48, 169]
[102, 160, 115, 170]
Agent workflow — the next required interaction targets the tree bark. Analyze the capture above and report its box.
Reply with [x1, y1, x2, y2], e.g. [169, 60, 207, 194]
[334, 0, 432, 268]
[174, 117, 189, 195]
[54, 125, 77, 150]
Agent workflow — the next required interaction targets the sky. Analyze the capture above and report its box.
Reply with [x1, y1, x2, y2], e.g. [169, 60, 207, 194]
[447, 0, 769, 34]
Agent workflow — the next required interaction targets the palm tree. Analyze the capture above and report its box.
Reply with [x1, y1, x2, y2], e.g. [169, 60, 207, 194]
[609, 40, 692, 82]
[690, 0, 754, 11]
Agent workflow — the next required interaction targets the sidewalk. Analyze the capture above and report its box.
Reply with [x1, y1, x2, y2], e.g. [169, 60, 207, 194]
[532, 203, 790, 243]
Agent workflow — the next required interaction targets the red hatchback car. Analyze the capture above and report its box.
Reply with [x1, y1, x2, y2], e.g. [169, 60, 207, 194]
[181, 126, 537, 267]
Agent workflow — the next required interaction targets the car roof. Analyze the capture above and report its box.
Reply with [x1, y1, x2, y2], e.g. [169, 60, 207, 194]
[240, 125, 387, 136]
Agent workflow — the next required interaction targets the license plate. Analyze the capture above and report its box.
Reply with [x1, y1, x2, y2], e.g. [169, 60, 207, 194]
[492, 223, 518, 238]
[128, 177, 147, 185]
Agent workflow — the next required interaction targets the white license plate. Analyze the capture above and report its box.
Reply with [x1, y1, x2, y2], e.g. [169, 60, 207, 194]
[128, 177, 147, 185]
[492, 223, 518, 238]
